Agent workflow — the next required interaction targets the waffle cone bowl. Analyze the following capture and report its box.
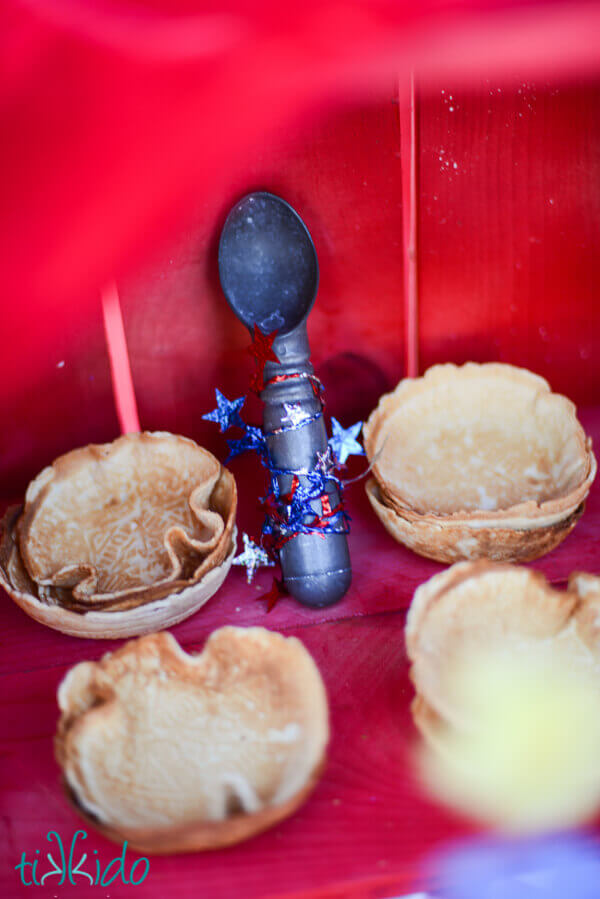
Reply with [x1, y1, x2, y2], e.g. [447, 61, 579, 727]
[0, 432, 237, 638]
[364, 363, 596, 563]
[406, 561, 600, 735]
[406, 563, 600, 831]
[55, 628, 329, 853]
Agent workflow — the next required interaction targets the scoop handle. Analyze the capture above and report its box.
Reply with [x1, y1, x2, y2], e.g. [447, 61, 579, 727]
[261, 324, 351, 607]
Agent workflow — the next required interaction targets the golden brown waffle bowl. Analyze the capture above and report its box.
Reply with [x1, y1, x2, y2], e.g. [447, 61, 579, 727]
[55, 629, 329, 853]
[405, 561, 600, 735]
[366, 478, 585, 564]
[0, 432, 237, 638]
[364, 363, 596, 563]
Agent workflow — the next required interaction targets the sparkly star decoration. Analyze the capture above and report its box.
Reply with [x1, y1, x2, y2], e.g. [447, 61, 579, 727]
[226, 425, 267, 462]
[248, 325, 279, 393]
[315, 445, 336, 475]
[232, 533, 275, 584]
[328, 417, 365, 466]
[202, 389, 245, 432]
[281, 402, 312, 429]
[257, 576, 288, 612]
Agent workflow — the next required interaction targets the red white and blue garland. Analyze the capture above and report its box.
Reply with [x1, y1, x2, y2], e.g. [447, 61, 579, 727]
[203, 328, 365, 605]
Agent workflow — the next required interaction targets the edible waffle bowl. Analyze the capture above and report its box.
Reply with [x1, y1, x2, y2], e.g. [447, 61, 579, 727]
[0, 432, 237, 638]
[406, 562, 600, 737]
[55, 628, 329, 852]
[405, 562, 600, 832]
[365, 363, 596, 563]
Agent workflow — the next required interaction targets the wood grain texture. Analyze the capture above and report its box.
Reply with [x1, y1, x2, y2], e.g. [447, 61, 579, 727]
[3, 78, 600, 496]
[116, 93, 405, 451]
[418, 78, 600, 401]
[0, 298, 120, 497]
[0, 408, 599, 896]
[0, 612, 468, 899]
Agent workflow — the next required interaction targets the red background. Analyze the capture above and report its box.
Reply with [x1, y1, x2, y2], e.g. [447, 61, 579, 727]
[2, 74, 600, 492]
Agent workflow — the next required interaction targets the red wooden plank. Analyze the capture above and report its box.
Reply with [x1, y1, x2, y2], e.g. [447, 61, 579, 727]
[0, 612, 468, 899]
[399, 72, 420, 378]
[101, 282, 140, 435]
[418, 77, 600, 403]
[0, 297, 120, 497]
[2, 1, 600, 414]
[0, 91, 406, 498]
[4, 79, 600, 497]
[116, 93, 405, 444]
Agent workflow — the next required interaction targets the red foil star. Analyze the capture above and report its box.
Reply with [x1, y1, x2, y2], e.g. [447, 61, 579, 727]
[257, 576, 287, 612]
[248, 325, 279, 393]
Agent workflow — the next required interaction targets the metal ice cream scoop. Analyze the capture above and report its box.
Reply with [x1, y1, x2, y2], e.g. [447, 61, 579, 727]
[218, 191, 351, 607]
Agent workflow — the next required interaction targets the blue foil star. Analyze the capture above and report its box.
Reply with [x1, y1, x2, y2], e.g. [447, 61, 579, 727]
[232, 533, 274, 584]
[328, 417, 364, 465]
[226, 425, 267, 461]
[202, 389, 245, 432]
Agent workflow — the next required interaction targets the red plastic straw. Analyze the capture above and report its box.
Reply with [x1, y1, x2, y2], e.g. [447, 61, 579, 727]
[399, 72, 419, 378]
[101, 281, 140, 434]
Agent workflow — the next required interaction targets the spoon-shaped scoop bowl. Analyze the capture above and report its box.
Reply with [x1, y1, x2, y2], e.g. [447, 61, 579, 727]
[218, 192, 351, 607]
[219, 192, 318, 335]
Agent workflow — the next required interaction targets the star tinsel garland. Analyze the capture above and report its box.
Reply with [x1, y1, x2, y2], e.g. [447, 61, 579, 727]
[203, 330, 365, 607]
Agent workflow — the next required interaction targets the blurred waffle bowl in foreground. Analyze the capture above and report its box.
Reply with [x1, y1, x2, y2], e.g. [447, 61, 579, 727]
[406, 563, 600, 832]
[406, 562, 600, 732]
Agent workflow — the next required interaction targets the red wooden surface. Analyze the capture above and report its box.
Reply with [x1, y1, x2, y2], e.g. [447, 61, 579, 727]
[1, 407, 599, 897]
[418, 78, 600, 402]
[0, 612, 459, 899]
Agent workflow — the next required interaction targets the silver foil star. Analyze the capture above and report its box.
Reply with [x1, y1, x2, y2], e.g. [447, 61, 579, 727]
[281, 402, 312, 429]
[315, 445, 336, 474]
[232, 533, 274, 584]
[328, 417, 364, 465]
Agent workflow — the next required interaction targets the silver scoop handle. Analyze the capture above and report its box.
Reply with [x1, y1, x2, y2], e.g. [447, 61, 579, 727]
[262, 324, 351, 607]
